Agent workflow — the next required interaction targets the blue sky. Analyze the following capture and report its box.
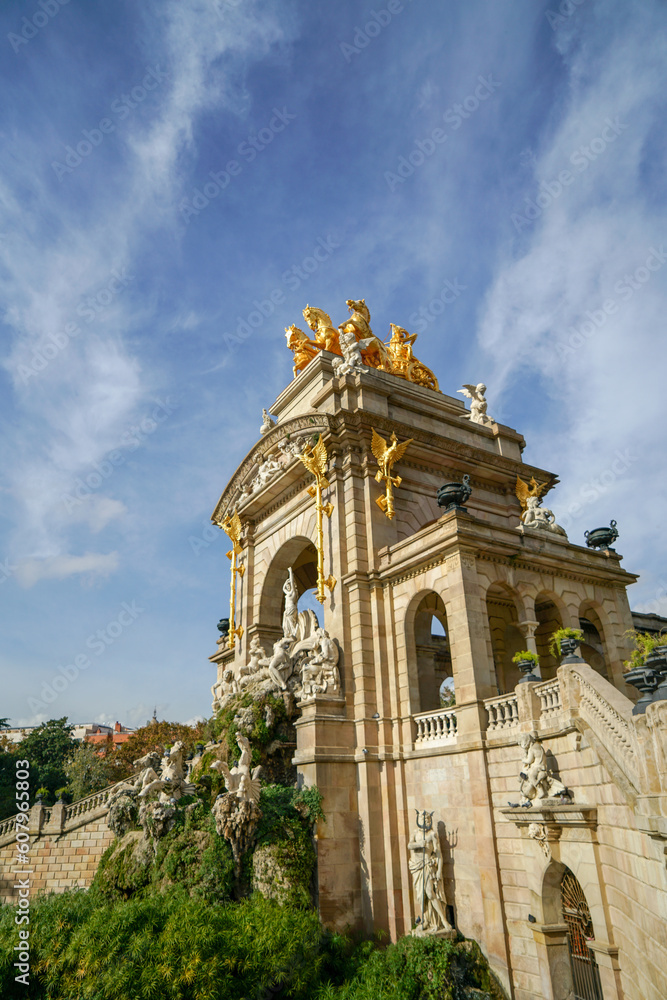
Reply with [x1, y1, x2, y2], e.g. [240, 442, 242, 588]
[1, 0, 666, 729]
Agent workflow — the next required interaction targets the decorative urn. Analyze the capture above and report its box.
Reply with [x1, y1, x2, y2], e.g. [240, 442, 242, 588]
[625, 665, 660, 715]
[437, 474, 472, 512]
[516, 658, 539, 684]
[584, 520, 618, 551]
[559, 637, 581, 662]
[217, 618, 230, 639]
[647, 647, 667, 703]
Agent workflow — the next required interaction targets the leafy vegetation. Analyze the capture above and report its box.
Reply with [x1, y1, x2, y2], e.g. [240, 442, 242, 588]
[548, 627, 584, 659]
[0, 888, 505, 1000]
[510, 650, 539, 666]
[64, 741, 117, 801]
[623, 628, 667, 671]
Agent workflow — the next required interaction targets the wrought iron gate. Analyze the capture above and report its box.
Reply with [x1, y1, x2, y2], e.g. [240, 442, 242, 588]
[560, 869, 604, 1000]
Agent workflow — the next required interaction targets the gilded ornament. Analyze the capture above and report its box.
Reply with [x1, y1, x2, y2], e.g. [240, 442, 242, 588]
[303, 306, 341, 355]
[285, 324, 318, 378]
[216, 509, 245, 648]
[296, 435, 336, 604]
[370, 428, 413, 520]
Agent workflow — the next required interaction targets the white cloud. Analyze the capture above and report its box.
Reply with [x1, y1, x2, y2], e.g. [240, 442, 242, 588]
[14, 551, 120, 588]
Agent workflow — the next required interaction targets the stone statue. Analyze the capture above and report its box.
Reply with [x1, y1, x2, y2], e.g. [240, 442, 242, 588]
[210, 733, 262, 805]
[211, 733, 263, 879]
[251, 453, 283, 493]
[260, 409, 276, 435]
[282, 566, 299, 638]
[408, 812, 453, 935]
[137, 741, 195, 805]
[517, 732, 568, 804]
[520, 496, 567, 538]
[238, 635, 268, 690]
[332, 326, 373, 377]
[264, 636, 294, 691]
[300, 627, 340, 699]
[458, 383, 494, 425]
[212, 667, 239, 710]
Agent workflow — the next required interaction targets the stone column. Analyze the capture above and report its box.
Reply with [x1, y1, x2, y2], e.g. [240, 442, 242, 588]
[531, 922, 573, 1000]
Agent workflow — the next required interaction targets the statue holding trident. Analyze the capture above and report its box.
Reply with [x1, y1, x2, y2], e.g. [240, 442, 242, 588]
[408, 810, 454, 936]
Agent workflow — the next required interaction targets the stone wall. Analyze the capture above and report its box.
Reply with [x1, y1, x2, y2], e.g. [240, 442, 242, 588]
[0, 788, 115, 903]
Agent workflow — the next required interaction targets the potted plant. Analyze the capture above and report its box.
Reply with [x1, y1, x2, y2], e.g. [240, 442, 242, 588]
[35, 787, 50, 804]
[512, 650, 540, 683]
[623, 630, 667, 713]
[548, 627, 584, 662]
[54, 787, 71, 805]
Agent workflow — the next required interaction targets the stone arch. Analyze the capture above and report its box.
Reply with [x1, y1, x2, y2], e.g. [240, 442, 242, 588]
[257, 534, 319, 643]
[404, 590, 452, 713]
[486, 581, 526, 693]
[578, 600, 611, 681]
[534, 590, 568, 681]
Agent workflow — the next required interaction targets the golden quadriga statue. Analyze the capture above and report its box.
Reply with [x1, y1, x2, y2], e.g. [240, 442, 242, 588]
[285, 299, 440, 391]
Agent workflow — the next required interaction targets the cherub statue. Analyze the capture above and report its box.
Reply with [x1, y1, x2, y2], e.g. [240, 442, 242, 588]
[407, 812, 453, 935]
[458, 383, 494, 425]
[303, 306, 341, 354]
[333, 327, 373, 377]
[260, 409, 276, 435]
[285, 324, 319, 378]
[517, 732, 568, 804]
[210, 733, 262, 805]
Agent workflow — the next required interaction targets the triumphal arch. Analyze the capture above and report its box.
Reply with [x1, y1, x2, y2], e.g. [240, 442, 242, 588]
[209, 300, 667, 1000]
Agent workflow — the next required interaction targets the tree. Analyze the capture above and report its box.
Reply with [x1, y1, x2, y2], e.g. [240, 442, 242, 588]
[65, 742, 117, 801]
[108, 719, 207, 777]
[19, 718, 77, 800]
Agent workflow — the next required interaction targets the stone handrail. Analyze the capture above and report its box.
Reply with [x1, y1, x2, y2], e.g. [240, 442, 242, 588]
[64, 786, 115, 822]
[485, 692, 520, 732]
[0, 816, 16, 840]
[533, 678, 562, 721]
[566, 663, 641, 793]
[414, 708, 457, 745]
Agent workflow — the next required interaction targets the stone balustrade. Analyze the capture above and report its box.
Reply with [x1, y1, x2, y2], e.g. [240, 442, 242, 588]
[65, 787, 114, 822]
[485, 692, 520, 732]
[534, 678, 562, 721]
[413, 708, 458, 745]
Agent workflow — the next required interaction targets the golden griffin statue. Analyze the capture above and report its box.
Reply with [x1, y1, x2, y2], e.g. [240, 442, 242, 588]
[515, 474, 550, 512]
[371, 429, 413, 519]
[285, 299, 440, 391]
[297, 435, 336, 604]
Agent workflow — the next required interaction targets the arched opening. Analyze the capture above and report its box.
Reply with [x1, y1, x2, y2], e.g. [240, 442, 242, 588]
[486, 583, 524, 693]
[559, 867, 604, 1000]
[257, 537, 319, 650]
[535, 594, 565, 681]
[412, 593, 452, 712]
[578, 605, 609, 680]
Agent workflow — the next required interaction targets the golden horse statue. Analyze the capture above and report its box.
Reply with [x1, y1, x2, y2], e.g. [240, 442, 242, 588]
[303, 306, 341, 355]
[285, 324, 318, 378]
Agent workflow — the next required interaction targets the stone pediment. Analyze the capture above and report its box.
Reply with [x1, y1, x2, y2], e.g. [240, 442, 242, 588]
[211, 412, 332, 523]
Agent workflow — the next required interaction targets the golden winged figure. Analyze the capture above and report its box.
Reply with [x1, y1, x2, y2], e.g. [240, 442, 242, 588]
[515, 475, 549, 512]
[297, 435, 330, 490]
[371, 429, 413, 478]
[221, 509, 243, 554]
[371, 429, 413, 519]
